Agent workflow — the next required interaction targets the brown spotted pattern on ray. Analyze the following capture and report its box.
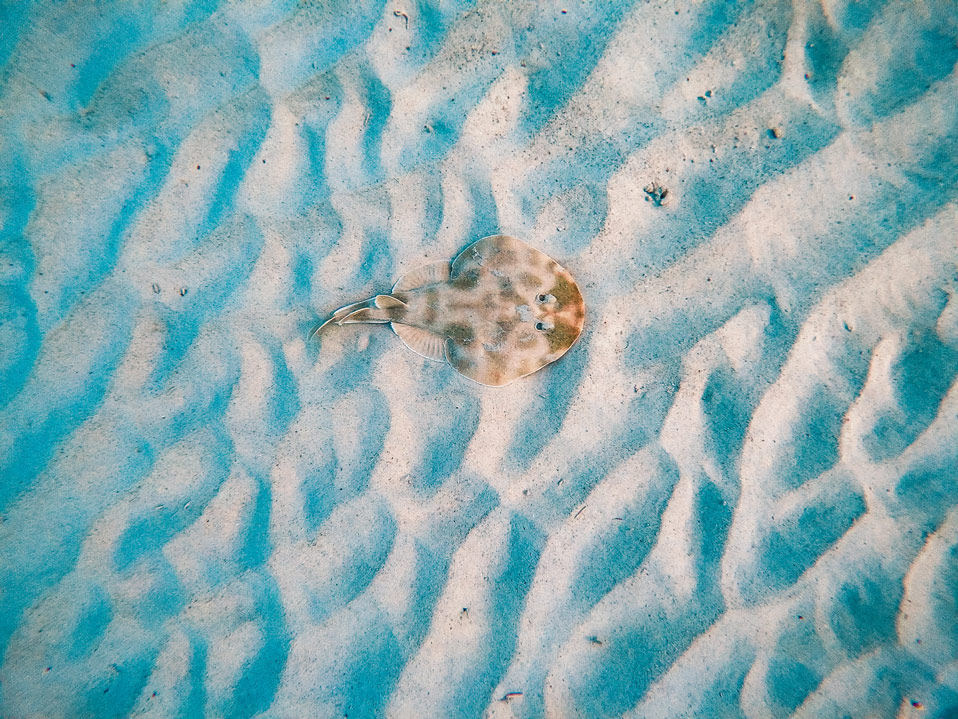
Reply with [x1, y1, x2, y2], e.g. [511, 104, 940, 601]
[519, 272, 543, 289]
[445, 323, 475, 344]
[311, 235, 585, 386]
[451, 269, 480, 290]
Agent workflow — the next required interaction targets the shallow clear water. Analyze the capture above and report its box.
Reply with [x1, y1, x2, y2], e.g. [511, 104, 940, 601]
[1, 1, 957, 717]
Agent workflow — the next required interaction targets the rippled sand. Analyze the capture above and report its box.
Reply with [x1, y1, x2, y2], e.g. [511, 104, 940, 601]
[2, 1, 957, 717]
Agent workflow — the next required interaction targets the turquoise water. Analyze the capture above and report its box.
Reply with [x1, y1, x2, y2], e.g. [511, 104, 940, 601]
[2, 1, 957, 717]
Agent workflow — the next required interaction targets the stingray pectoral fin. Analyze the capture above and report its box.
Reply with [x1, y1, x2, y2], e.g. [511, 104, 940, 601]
[392, 323, 445, 361]
[449, 234, 526, 277]
[392, 261, 450, 292]
[444, 338, 513, 387]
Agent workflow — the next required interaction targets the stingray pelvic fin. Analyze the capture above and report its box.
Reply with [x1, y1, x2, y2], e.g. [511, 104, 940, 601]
[308, 295, 407, 341]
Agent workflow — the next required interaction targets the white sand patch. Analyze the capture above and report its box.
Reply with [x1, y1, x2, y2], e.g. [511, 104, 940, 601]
[240, 102, 308, 217]
[388, 508, 514, 718]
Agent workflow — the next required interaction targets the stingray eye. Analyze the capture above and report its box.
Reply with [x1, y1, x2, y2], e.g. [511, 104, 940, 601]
[535, 322, 545, 331]
[536, 294, 546, 302]
[535, 320, 553, 332]
[537, 293, 556, 304]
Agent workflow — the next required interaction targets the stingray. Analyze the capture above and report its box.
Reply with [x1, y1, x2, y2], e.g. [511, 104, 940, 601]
[310, 234, 585, 386]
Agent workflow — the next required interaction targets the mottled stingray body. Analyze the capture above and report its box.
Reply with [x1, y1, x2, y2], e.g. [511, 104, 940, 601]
[312, 235, 585, 386]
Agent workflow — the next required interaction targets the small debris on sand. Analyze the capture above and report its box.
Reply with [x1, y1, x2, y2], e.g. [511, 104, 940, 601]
[643, 182, 670, 206]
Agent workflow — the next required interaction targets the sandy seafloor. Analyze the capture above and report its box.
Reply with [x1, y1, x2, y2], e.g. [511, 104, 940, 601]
[2, 0, 958, 717]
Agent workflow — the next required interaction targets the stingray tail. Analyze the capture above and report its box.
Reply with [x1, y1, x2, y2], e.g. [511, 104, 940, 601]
[308, 294, 407, 342]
